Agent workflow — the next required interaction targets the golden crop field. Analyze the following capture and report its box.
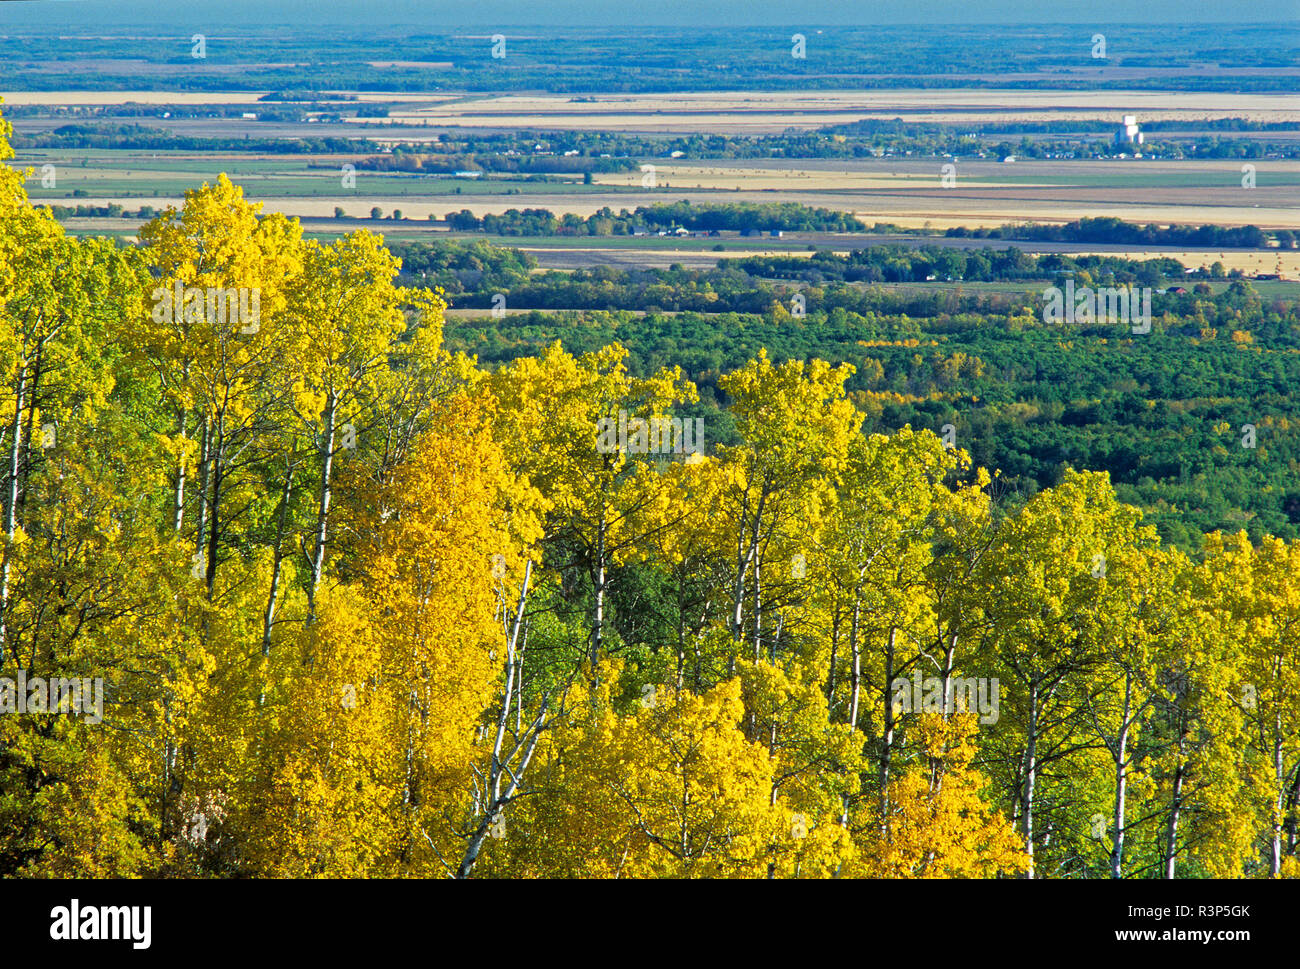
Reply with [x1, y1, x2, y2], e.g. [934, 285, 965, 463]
[1064, 249, 1300, 276]
[10, 88, 1296, 128]
[42, 154, 1299, 232]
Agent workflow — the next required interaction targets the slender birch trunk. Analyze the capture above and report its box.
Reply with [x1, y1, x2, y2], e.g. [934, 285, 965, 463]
[0, 366, 27, 662]
[1164, 739, 1185, 879]
[847, 598, 862, 731]
[1023, 680, 1039, 879]
[1273, 715, 1284, 877]
[172, 409, 188, 533]
[456, 562, 545, 879]
[1110, 670, 1132, 879]
[262, 465, 295, 657]
[204, 418, 224, 598]
[590, 510, 606, 679]
[306, 394, 337, 625]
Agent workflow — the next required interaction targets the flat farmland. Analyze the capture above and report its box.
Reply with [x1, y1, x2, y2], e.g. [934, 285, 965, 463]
[9, 83, 1298, 272]
[600, 159, 1300, 230]
[352, 89, 1300, 133]
[10, 88, 1299, 120]
[19, 151, 1299, 232]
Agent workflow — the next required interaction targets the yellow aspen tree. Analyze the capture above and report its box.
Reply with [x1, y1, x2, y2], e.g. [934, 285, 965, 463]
[852, 713, 1028, 878]
[487, 342, 694, 682]
[716, 351, 858, 661]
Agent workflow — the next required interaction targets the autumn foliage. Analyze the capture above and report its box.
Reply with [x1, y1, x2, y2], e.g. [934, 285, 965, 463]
[0, 107, 1296, 879]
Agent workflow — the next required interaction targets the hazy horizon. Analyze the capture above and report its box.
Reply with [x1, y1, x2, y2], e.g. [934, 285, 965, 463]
[1, 0, 1296, 27]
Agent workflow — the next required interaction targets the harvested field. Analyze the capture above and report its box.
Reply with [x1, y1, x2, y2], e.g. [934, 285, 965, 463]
[354, 89, 1300, 133]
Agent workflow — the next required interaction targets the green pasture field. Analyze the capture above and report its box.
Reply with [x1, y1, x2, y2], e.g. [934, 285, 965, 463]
[11, 149, 621, 199]
[17, 146, 1296, 203]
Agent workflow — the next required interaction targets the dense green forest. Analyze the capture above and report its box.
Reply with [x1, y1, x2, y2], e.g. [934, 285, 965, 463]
[425, 208, 1280, 246]
[948, 217, 1276, 249]
[384, 240, 1300, 547]
[391, 239, 1244, 303]
[443, 202, 867, 236]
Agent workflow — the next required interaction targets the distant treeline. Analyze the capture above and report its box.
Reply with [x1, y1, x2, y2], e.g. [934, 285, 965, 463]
[40, 202, 157, 219]
[348, 152, 637, 175]
[734, 245, 1186, 283]
[258, 90, 359, 102]
[10, 112, 1297, 163]
[387, 239, 536, 294]
[443, 202, 866, 236]
[947, 217, 1279, 249]
[636, 201, 866, 233]
[387, 240, 1241, 316]
[14, 123, 369, 154]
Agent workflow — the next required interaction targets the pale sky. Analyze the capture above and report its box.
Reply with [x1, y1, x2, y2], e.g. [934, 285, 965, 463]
[1, 0, 1296, 25]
